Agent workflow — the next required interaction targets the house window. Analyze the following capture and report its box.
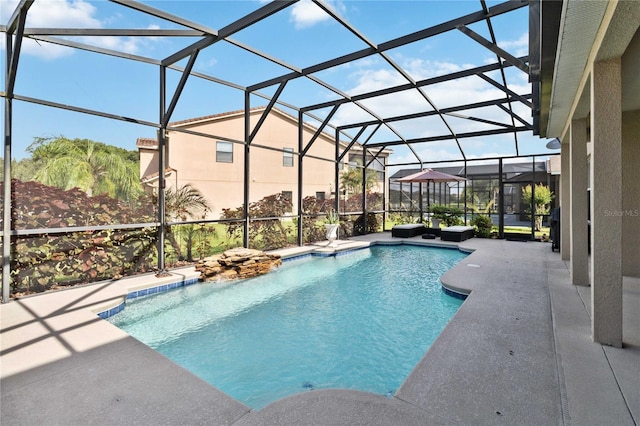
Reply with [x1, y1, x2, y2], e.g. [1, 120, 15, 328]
[316, 192, 325, 200]
[283, 148, 294, 167]
[216, 141, 233, 163]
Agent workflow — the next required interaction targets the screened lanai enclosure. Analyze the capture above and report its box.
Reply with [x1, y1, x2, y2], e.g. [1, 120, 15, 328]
[390, 155, 560, 239]
[1, 0, 560, 300]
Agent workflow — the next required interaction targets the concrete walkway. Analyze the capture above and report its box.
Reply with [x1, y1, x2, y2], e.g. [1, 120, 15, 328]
[1, 235, 638, 425]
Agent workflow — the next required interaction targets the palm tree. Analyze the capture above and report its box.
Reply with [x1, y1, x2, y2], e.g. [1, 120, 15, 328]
[160, 183, 212, 261]
[164, 184, 211, 221]
[522, 184, 554, 231]
[29, 136, 143, 203]
[339, 160, 378, 195]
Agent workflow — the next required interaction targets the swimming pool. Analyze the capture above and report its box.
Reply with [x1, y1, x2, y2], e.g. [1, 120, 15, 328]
[109, 245, 467, 409]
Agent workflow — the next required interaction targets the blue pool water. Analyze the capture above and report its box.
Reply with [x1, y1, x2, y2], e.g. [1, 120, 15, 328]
[109, 245, 467, 409]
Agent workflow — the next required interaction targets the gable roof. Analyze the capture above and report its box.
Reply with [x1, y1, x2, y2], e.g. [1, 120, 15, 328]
[136, 138, 157, 149]
[390, 161, 548, 180]
[168, 108, 249, 127]
[168, 106, 335, 143]
[138, 106, 392, 155]
[140, 167, 177, 185]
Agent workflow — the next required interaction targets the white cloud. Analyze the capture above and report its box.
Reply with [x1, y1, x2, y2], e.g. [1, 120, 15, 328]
[1, 0, 156, 60]
[289, 0, 345, 29]
[290, 0, 330, 29]
[498, 33, 528, 58]
[84, 25, 161, 56]
[329, 54, 534, 162]
[199, 57, 219, 70]
[348, 68, 406, 93]
[27, 0, 101, 27]
[404, 58, 467, 80]
[482, 33, 529, 67]
[33, 40, 78, 60]
[387, 144, 463, 174]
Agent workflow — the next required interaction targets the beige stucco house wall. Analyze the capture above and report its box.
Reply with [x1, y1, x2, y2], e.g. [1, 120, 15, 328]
[542, 1, 639, 347]
[138, 107, 388, 218]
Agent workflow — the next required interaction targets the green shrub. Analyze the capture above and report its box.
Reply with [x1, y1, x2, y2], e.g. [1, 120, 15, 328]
[221, 193, 293, 251]
[353, 212, 380, 235]
[430, 205, 464, 227]
[471, 215, 493, 238]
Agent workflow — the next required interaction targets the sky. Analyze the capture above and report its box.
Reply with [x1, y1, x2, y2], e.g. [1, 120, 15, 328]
[0, 0, 558, 165]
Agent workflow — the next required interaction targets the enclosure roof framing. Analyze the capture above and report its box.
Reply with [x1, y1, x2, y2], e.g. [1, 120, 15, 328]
[1, 0, 546, 164]
[337, 96, 529, 130]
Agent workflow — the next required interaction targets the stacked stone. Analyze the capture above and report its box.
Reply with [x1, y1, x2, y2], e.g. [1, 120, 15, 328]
[195, 247, 282, 282]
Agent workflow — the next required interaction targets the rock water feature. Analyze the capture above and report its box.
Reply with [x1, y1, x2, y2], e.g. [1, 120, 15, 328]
[195, 248, 282, 282]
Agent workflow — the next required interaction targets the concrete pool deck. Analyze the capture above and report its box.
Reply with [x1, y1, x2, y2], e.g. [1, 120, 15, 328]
[1, 235, 638, 425]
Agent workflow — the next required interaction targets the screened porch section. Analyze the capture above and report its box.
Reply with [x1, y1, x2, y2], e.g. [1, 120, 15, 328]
[389, 156, 560, 240]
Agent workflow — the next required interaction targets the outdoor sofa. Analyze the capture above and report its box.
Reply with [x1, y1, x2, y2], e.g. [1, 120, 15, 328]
[391, 224, 428, 238]
[440, 225, 475, 242]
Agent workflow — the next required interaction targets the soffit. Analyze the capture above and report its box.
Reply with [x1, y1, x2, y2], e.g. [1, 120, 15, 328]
[546, 0, 640, 138]
[621, 29, 640, 112]
[545, 0, 607, 138]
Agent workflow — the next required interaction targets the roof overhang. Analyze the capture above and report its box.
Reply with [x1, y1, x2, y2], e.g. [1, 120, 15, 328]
[532, 0, 562, 137]
[539, 0, 640, 138]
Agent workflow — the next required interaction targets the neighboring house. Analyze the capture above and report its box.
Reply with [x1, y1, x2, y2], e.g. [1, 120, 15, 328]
[390, 160, 559, 213]
[138, 107, 389, 218]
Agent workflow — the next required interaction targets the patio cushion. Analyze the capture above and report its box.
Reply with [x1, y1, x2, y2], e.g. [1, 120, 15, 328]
[441, 226, 475, 242]
[392, 224, 427, 238]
